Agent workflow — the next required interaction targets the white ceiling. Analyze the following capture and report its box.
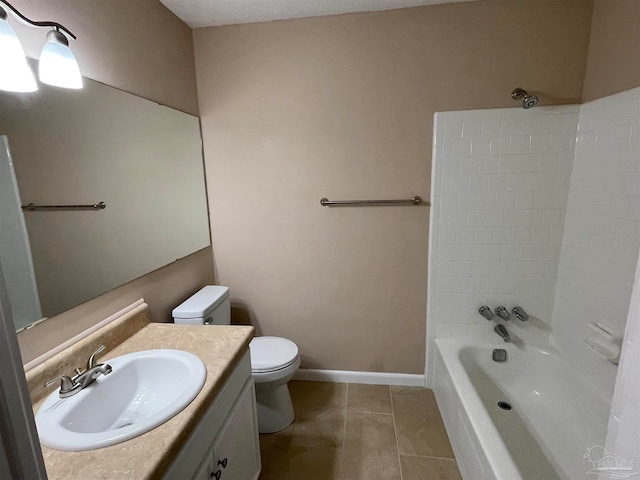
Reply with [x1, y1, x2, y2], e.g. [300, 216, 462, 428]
[160, 0, 478, 28]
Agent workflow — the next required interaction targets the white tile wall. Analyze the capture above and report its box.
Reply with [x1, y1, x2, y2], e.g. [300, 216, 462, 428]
[552, 87, 640, 399]
[428, 89, 640, 470]
[604, 251, 640, 471]
[427, 106, 579, 384]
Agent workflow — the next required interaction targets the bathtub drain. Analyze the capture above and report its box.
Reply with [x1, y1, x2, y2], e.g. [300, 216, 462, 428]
[498, 401, 512, 411]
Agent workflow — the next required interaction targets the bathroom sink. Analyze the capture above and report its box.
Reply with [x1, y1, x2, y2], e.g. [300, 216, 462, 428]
[35, 349, 206, 451]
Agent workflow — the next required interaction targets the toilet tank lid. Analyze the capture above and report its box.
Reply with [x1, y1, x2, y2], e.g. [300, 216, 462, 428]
[172, 285, 229, 319]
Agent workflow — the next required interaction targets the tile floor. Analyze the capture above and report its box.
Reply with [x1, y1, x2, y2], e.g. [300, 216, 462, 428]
[259, 381, 462, 480]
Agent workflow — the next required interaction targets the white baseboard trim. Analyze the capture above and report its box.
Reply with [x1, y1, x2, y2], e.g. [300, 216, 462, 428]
[294, 368, 426, 387]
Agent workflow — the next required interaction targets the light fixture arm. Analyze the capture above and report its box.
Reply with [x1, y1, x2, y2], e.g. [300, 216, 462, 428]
[0, 0, 76, 40]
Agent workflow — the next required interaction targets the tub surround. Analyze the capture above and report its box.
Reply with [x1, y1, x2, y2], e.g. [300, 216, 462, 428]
[552, 87, 640, 399]
[26, 303, 254, 479]
[429, 90, 640, 478]
[427, 105, 579, 383]
[428, 90, 640, 391]
[605, 253, 640, 472]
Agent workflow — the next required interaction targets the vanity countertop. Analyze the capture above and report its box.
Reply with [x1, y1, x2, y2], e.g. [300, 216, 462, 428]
[33, 322, 254, 480]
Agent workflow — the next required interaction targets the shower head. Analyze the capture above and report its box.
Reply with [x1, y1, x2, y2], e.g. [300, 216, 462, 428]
[522, 95, 539, 109]
[511, 88, 539, 109]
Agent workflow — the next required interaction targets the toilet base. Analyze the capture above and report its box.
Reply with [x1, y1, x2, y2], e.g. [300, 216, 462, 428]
[255, 383, 295, 433]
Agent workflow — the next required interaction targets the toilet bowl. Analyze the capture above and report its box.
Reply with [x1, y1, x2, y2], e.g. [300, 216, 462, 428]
[172, 286, 300, 433]
[250, 336, 300, 433]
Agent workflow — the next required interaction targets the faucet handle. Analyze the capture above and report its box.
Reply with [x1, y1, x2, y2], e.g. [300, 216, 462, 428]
[45, 374, 82, 398]
[512, 306, 529, 321]
[45, 375, 75, 392]
[478, 306, 494, 321]
[86, 344, 106, 369]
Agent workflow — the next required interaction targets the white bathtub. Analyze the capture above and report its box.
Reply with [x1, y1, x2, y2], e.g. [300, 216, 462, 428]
[434, 339, 610, 480]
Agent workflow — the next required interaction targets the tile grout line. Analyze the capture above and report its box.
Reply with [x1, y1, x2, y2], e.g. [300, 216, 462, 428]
[399, 453, 458, 461]
[346, 409, 394, 415]
[390, 387, 404, 480]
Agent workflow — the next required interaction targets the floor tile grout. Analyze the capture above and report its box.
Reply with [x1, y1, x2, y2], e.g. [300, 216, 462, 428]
[346, 409, 394, 415]
[399, 453, 458, 461]
[390, 386, 404, 480]
[260, 382, 461, 480]
[340, 383, 348, 478]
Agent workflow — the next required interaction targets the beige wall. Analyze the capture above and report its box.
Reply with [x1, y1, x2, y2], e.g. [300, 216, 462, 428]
[194, 0, 593, 374]
[14, 1, 213, 363]
[582, 0, 640, 102]
[10, 0, 198, 115]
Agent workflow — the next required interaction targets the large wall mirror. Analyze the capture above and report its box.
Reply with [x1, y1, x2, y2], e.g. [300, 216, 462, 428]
[0, 75, 210, 331]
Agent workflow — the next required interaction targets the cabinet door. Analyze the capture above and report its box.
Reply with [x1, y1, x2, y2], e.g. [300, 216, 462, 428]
[192, 451, 214, 480]
[210, 379, 261, 480]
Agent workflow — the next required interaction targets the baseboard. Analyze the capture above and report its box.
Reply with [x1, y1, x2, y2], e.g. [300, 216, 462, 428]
[294, 368, 426, 387]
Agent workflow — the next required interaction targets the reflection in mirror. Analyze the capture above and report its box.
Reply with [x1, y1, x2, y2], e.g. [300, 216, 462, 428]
[0, 76, 210, 331]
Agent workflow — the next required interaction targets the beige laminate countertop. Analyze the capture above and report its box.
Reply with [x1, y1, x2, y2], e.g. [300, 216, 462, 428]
[34, 323, 254, 480]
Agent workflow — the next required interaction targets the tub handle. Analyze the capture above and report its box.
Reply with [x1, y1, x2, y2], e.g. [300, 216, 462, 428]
[512, 306, 529, 322]
[495, 306, 511, 321]
[478, 306, 494, 321]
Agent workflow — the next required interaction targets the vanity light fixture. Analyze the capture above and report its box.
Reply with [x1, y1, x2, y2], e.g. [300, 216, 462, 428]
[0, 0, 82, 92]
[38, 28, 82, 89]
[0, 5, 37, 92]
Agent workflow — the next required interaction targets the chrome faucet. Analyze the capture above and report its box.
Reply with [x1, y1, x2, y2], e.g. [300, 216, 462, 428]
[478, 306, 494, 321]
[512, 306, 529, 321]
[74, 360, 112, 389]
[494, 325, 511, 342]
[495, 306, 511, 321]
[45, 345, 112, 398]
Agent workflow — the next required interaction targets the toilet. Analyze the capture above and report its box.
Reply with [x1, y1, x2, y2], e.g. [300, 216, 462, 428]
[172, 285, 300, 434]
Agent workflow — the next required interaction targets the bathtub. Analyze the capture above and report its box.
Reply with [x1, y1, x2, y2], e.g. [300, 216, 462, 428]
[433, 339, 610, 480]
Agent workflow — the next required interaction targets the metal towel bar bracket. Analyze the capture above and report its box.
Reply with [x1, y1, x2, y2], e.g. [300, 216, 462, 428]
[22, 202, 106, 211]
[320, 196, 424, 206]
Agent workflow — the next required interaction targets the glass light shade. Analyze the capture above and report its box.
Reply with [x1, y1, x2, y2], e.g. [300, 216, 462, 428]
[39, 37, 82, 89]
[0, 18, 38, 92]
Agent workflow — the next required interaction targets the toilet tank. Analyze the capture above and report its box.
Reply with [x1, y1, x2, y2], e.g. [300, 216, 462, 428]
[172, 285, 231, 325]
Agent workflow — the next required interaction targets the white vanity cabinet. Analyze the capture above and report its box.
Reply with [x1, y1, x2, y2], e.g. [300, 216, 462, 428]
[165, 350, 261, 480]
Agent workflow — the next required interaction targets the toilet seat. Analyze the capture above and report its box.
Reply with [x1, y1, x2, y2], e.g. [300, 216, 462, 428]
[250, 336, 299, 373]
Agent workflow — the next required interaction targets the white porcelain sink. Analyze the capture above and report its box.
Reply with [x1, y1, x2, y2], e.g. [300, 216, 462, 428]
[36, 349, 206, 451]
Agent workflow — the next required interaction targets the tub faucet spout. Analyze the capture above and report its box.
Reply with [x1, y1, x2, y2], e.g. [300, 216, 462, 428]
[494, 325, 511, 342]
[478, 306, 494, 321]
